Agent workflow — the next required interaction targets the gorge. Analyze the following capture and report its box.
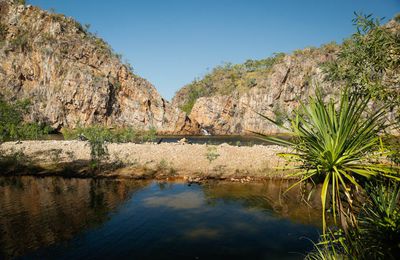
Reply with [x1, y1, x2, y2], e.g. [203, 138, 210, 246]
[1, 0, 398, 136]
[1, 1, 400, 259]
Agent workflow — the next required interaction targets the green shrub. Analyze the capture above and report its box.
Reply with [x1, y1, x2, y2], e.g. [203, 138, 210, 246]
[62, 125, 110, 169]
[298, 13, 400, 259]
[321, 41, 339, 53]
[92, 37, 112, 55]
[142, 127, 157, 142]
[180, 87, 202, 114]
[307, 181, 400, 259]
[243, 52, 285, 72]
[205, 146, 220, 163]
[62, 125, 157, 169]
[259, 89, 399, 233]
[323, 13, 400, 106]
[62, 126, 157, 143]
[178, 53, 286, 113]
[305, 230, 349, 260]
[84, 126, 110, 168]
[0, 99, 51, 142]
[357, 181, 400, 259]
[387, 137, 400, 165]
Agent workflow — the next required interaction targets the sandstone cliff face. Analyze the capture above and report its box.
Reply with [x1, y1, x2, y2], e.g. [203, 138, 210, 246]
[174, 49, 339, 134]
[173, 16, 400, 135]
[0, 0, 199, 134]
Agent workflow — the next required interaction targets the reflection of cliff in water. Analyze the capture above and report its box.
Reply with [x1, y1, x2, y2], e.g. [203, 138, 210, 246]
[202, 181, 322, 226]
[0, 177, 148, 259]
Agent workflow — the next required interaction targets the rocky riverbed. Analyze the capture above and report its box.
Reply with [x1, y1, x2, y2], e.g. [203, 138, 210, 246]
[0, 140, 294, 181]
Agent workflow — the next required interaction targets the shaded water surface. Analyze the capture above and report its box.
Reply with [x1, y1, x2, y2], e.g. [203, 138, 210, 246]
[45, 134, 288, 146]
[0, 177, 321, 259]
[154, 135, 288, 146]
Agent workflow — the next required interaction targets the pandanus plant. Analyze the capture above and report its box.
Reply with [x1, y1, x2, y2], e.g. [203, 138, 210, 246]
[257, 88, 400, 233]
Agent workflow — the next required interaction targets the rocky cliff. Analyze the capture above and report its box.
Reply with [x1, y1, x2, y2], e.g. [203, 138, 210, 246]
[173, 47, 340, 134]
[0, 0, 199, 134]
[173, 17, 399, 135]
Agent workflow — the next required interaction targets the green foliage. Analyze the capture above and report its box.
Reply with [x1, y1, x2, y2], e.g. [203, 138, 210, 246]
[0, 99, 51, 142]
[259, 89, 399, 233]
[49, 13, 65, 23]
[307, 181, 400, 260]
[179, 53, 285, 113]
[323, 13, 400, 105]
[143, 126, 157, 142]
[387, 137, 400, 165]
[62, 126, 157, 143]
[320, 41, 340, 53]
[62, 125, 156, 169]
[205, 146, 220, 163]
[305, 230, 349, 260]
[292, 46, 318, 56]
[243, 53, 285, 72]
[92, 37, 112, 55]
[83, 126, 110, 168]
[180, 86, 203, 114]
[356, 181, 400, 259]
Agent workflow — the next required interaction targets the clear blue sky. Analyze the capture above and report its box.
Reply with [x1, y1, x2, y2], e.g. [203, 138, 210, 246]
[28, 0, 399, 100]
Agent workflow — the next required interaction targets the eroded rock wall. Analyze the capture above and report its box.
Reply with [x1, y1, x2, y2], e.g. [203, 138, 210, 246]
[177, 50, 339, 134]
[0, 0, 199, 134]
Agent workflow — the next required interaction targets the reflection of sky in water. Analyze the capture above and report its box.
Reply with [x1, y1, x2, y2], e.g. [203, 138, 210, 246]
[5, 180, 321, 260]
[184, 227, 221, 240]
[143, 191, 205, 209]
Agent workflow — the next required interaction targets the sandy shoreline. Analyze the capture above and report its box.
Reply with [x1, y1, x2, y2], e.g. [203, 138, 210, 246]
[0, 140, 294, 181]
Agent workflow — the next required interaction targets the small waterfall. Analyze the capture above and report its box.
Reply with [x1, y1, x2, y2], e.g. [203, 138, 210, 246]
[201, 129, 211, 136]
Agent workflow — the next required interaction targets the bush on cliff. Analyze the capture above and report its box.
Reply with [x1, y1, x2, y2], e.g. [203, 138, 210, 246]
[178, 53, 285, 113]
[13, 0, 25, 5]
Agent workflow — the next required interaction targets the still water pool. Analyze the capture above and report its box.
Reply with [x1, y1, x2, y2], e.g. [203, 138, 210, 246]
[0, 177, 321, 259]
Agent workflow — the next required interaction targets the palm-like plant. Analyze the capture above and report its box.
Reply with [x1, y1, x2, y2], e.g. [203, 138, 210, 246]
[307, 181, 400, 260]
[356, 181, 400, 259]
[258, 89, 399, 233]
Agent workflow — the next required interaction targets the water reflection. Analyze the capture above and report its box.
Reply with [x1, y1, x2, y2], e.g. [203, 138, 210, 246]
[0, 177, 148, 259]
[203, 181, 322, 226]
[144, 191, 205, 209]
[0, 177, 321, 259]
